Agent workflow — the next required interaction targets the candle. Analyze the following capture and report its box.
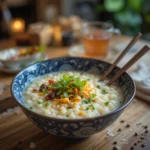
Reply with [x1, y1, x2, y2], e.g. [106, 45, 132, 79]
[10, 18, 25, 33]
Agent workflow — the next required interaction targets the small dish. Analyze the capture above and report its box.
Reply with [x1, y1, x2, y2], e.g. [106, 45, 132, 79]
[0, 46, 46, 69]
[0, 53, 48, 74]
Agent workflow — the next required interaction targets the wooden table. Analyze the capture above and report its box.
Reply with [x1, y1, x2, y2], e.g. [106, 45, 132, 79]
[0, 36, 150, 150]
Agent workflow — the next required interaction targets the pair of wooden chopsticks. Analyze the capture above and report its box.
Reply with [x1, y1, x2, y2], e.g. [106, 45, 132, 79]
[101, 32, 150, 85]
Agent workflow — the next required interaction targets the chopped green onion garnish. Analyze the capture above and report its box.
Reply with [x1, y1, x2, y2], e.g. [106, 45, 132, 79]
[91, 93, 97, 97]
[105, 101, 109, 105]
[97, 85, 100, 89]
[37, 101, 43, 104]
[89, 105, 95, 110]
[86, 105, 95, 111]
[82, 100, 88, 104]
[88, 98, 95, 103]
[102, 89, 107, 94]
[45, 102, 50, 107]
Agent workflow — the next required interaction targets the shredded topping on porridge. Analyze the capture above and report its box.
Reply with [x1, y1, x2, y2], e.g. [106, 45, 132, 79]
[33, 74, 96, 106]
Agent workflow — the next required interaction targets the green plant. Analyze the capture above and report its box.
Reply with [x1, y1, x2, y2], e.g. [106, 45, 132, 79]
[96, 0, 150, 37]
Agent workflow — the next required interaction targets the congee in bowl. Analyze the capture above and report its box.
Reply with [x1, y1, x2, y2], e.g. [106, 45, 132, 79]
[11, 57, 135, 141]
[23, 71, 123, 119]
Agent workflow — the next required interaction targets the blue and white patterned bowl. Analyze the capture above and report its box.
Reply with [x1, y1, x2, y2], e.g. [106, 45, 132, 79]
[11, 57, 135, 142]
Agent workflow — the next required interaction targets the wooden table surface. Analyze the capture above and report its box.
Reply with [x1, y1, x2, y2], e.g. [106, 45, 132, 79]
[0, 36, 150, 150]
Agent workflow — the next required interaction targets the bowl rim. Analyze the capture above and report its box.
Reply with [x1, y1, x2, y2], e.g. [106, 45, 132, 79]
[11, 57, 136, 122]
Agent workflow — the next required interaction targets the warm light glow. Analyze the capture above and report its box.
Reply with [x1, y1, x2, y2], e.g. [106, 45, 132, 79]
[14, 21, 22, 29]
[10, 18, 25, 33]
[53, 25, 62, 44]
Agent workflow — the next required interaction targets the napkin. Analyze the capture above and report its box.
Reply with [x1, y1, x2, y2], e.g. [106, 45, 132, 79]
[131, 63, 150, 102]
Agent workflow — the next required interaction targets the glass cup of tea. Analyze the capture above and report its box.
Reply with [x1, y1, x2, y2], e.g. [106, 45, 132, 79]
[82, 21, 118, 58]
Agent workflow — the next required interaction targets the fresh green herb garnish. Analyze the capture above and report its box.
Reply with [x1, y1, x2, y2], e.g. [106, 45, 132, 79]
[102, 89, 107, 94]
[63, 92, 68, 98]
[29, 107, 33, 109]
[105, 101, 109, 106]
[82, 100, 88, 104]
[97, 85, 100, 89]
[63, 74, 70, 81]
[79, 80, 87, 87]
[51, 74, 87, 99]
[53, 83, 62, 88]
[45, 102, 50, 107]
[72, 77, 87, 90]
[68, 75, 74, 80]
[56, 90, 62, 96]
[67, 89, 73, 93]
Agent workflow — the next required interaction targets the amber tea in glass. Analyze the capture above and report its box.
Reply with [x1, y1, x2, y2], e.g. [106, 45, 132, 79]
[82, 22, 113, 58]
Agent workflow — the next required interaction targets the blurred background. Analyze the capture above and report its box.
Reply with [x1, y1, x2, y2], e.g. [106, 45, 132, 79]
[0, 0, 150, 107]
[0, 0, 150, 42]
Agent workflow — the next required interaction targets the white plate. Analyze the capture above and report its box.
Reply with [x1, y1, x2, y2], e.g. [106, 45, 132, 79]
[0, 54, 48, 74]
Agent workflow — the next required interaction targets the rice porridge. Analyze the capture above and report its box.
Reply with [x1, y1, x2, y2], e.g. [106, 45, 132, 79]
[23, 71, 123, 119]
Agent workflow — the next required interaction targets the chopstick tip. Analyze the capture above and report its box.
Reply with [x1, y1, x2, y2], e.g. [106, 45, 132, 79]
[143, 45, 150, 50]
[137, 32, 142, 37]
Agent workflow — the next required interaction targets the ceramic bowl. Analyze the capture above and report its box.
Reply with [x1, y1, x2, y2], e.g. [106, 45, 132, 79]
[0, 47, 44, 69]
[11, 57, 135, 142]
